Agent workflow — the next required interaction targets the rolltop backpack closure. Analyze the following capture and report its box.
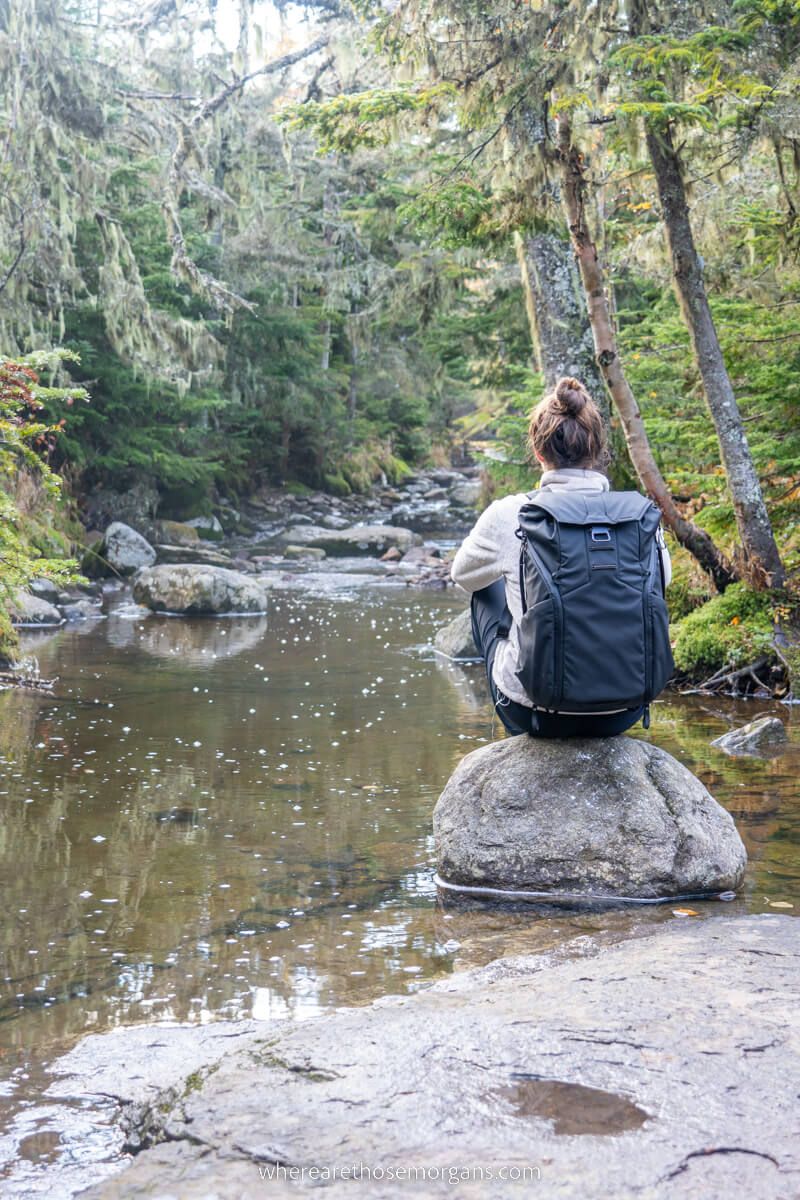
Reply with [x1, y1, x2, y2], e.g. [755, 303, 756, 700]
[515, 491, 674, 716]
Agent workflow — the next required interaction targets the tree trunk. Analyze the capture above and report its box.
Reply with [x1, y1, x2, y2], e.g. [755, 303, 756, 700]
[556, 114, 736, 592]
[645, 121, 785, 589]
[513, 229, 607, 420]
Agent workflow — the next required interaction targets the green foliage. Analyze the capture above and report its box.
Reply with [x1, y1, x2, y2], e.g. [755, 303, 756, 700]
[0, 353, 84, 660]
[671, 583, 775, 675]
[280, 83, 454, 154]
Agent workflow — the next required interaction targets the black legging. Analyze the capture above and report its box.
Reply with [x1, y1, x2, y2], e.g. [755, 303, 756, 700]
[470, 580, 644, 738]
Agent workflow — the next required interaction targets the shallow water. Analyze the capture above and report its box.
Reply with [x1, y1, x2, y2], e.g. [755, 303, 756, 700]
[0, 572, 798, 1190]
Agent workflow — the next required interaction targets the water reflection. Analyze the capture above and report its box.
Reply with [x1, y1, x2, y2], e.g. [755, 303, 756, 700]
[0, 583, 798, 1184]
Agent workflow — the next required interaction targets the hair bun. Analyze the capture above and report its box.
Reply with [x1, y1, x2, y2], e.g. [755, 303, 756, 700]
[554, 376, 588, 417]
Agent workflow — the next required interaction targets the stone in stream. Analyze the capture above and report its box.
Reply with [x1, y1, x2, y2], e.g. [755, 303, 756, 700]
[280, 523, 420, 556]
[711, 715, 789, 758]
[154, 543, 234, 568]
[155, 519, 200, 547]
[284, 544, 326, 561]
[132, 564, 267, 615]
[434, 735, 746, 899]
[57, 916, 797, 1200]
[185, 514, 225, 541]
[9, 591, 64, 628]
[434, 608, 478, 659]
[92, 521, 157, 576]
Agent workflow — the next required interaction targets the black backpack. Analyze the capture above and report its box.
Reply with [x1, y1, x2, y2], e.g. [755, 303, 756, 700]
[516, 490, 673, 724]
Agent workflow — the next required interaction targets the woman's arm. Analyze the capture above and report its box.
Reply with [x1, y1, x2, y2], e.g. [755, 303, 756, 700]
[450, 501, 506, 594]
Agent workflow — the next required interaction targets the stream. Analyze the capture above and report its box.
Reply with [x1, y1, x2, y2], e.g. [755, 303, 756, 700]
[0, 563, 798, 1195]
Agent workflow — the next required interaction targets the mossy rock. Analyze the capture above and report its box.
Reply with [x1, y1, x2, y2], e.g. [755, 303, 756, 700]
[323, 473, 352, 498]
[671, 583, 775, 677]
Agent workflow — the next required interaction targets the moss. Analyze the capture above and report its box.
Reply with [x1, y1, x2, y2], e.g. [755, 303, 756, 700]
[284, 480, 313, 497]
[671, 583, 775, 676]
[380, 453, 413, 485]
[323, 472, 352, 497]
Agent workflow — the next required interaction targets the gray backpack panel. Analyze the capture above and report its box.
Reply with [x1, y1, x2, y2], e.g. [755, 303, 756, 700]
[516, 490, 673, 713]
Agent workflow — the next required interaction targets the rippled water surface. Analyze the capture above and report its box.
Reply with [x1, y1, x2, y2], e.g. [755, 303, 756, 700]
[1, 571, 798, 1190]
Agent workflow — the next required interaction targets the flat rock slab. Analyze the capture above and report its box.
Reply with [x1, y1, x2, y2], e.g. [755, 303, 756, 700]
[63, 916, 799, 1199]
[281, 524, 420, 556]
[434, 735, 746, 899]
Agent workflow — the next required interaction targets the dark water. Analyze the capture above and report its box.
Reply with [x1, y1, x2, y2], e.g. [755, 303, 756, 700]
[0, 570, 798, 1190]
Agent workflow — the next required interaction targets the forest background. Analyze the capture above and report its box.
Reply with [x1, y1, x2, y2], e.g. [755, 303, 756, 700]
[2, 0, 800, 683]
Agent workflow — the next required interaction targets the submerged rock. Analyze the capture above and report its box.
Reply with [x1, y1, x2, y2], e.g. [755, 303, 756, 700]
[434, 735, 746, 899]
[711, 715, 789, 757]
[132, 565, 267, 615]
[434, 608, 478, 659]
[102, 522, 157, 575]
[281, 523, 420, 556]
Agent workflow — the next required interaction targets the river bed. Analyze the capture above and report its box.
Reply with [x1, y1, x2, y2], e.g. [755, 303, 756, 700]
[0, 567, 798, 1195]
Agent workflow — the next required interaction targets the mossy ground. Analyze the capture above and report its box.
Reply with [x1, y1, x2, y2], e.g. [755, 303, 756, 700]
[670, 582, 780, 680]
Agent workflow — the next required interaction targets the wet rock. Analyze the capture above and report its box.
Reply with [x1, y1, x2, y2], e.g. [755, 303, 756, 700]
[711, 716, 789, 757]
[60, 599, 104, 623]
[155, 520, 199, 547]
[28, 578, 61, 605]
[64, 917, 798, 1200]
[320, 514, 351, 530]
[284, 545, 327, 561]
[389, 500, 450, 532]
[434, 735, 747, 899]
[402, 543, 442, 563]
[9, 592, 64, 628]
[449, 478, 483, 506]
[102, 522, 157, 576]
[381, 546, 403, 562]
[281, 524, 420, 556]
[155, 544, 233, 568]
[186, 515, 224, 541]
[132, 565, 267, 615]
[434, 609, 478, 659]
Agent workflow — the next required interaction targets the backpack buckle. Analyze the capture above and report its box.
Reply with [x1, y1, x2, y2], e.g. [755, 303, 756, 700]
[591, 527, 612, 543]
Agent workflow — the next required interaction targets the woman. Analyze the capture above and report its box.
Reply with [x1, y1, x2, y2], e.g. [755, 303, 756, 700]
[451, 376, 671, 738]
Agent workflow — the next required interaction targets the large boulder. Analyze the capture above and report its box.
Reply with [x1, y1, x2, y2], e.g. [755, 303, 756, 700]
[102, 522, 156, 575]
[434, 735, 746, 900]
[281, 523, 420, 556]
[434, 609, 478, 659]
[132, 565, 267, 615]
[711, 715, 788, 758]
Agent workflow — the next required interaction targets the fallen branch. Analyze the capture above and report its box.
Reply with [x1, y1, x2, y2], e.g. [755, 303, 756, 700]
[696, 657, 770, 692]
[0, 670, 56, 692]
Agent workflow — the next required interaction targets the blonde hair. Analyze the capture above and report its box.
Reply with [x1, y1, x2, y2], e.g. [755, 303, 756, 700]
[528, 376, 607, 470]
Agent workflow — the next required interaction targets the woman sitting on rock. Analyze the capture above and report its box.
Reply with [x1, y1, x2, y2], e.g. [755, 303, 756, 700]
[451, 376, 671, 737]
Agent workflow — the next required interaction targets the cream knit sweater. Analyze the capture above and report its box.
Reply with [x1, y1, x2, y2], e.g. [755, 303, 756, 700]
[450, 469, 672, 708]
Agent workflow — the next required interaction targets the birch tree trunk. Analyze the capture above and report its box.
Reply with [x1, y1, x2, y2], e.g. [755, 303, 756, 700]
[513, 230, 606, 419]
[556, 114, 736, 592]
[645, 121, 785, 589]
